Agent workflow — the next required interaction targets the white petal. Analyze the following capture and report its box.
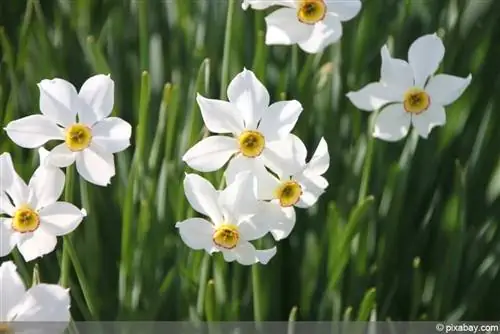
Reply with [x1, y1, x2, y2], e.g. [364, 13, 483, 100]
[46, 143, 76, 168]
[0, 194, 15, 215]
[75, 144, 115, 187]
[297, 13, 342, 54]
[0, 261, 26, 320]
[227, 69, 270, 129]
[37, 147, 50, 166]
[224, 154, 258, 186]
[219, 171, 259, 220]
[91, 117, 132, 153]
[251, 161, 281, 200]
[260, 202, 296, 241]
[425, 74, 472, 106]
[380, 45, 414, 93]
[4, 115, 64, 149]
[38, 78, 79, 126]
[411, 104, 446, 139]
[329, 0, 362, 21]
[175, 218, 215, 252]
[0, 219, 17, 259]
[261, 136, 305, 177]
[255, 246, 277, 265]
[183, 173, 224, 224]
[237, 217, 269, 241]
[196, 94, 244, 134]
[29, 165, 65, 210]
[222, 250, 237, 262]
[303, 137, 329, 176]
[182, 136, 238, 173]
[243, 0, 295, 10]
[17, 230, 57, 262]
[7, 284, 70, 322]
[265, 7, 314, 46]
[295, 177, 325, 208]
[78, 74, 115, 125]
[0, 154, 29, 207]
[373, 104, 411, 142]
[346, 82, 400, 111]
[38, 202, 85, 236]
[258, 100, 303, 141]
[408, 33, 445, 87]
[232, 241, 259, 265]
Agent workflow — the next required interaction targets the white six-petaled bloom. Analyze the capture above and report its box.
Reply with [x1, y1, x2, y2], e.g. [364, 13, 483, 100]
[243, 0, 362, 54]
[227, 135, 330, 241]
[0, 261, 70, 333]
[4, 74, 132, 186]
[346, 33, 472, 141]
[0, 150, 86, 262]
[182, 68, 303, 176]
[175, 172, 277, 265]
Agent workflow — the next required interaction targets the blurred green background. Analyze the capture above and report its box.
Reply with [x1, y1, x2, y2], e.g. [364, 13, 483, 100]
[1, 0, 500, 322]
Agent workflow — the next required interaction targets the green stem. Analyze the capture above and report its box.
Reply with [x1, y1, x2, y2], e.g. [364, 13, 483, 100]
[358, 114, 376, 203]
[59, 165, 75, 287]
[196, 253, 211, 317]
[219, 0, 235, 100]
[252, 259, 262, 323]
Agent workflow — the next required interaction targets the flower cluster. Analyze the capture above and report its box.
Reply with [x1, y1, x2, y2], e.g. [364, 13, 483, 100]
[176, 69, 330, 265]
[1, 75, 131, 329]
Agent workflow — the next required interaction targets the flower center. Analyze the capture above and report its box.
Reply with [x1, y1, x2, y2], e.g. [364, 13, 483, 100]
[297, 0, 326, 25]
[65, 123, 92, 151]
[237, 130, 265, 158]
[12, 205, 40, 233]
[403, 88, 431, 114]
[212, 224, 240, 249]
[275, 181, 302, 207]
[0, 323, 13, 334]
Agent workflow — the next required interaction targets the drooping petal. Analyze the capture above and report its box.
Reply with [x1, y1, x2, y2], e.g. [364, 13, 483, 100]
[4, 115, 64, 149]
[255, 247, 277, 265]
[7, 284, 70, 323]
[258, 100, 303, 141]
[219, 171, 259, 220]
[346, 82, 400, 111]
[78, 74, 115, 126]
[373, 104, 411, 142]
[242, 0, 295, 10]
[91, 117, 132, 153]
[182, 136, 238, 173]
[297, 13, 342, 54]
[0, 219, 17, 258]
[196, 94, 244, 134]
[175, 218, 215, 252]
[75, 144, 115, 187]
[411, 104, 446, 139]
[303, 137, 329, 176]
[295, 177, 325, 208]
[183, 173, 224, 224]
[226, 69, 270, 129]
[38, 202, 85, 236]
[0, 154, 29, 207]
[265, 8, 314, 46]
[260, 202, 296, 241]
[17, 229, 58, 262]
[425, 74, 472, 106]
[380, 45, 414, 94]
[46, 143, 76, 168]
[29, 164, 65, 210]
[408, 33, 445, 88]
[231, 241, 260, 265]
[329, 0, 362, 21]
[0, 261, 26, 321]
[37, 78, 79, 127]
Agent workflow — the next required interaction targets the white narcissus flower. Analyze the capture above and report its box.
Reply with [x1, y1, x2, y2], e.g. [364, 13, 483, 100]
[4, 74, 132, 186]
[182, 68, 303, 175]
[227, 135, 330, 240]
[0, 150, 86, 262]
[0, 261, 70, 333]
[243, 0, 362, 54]
[346, 33, 472, 141]
[175, 172, 277, 265]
